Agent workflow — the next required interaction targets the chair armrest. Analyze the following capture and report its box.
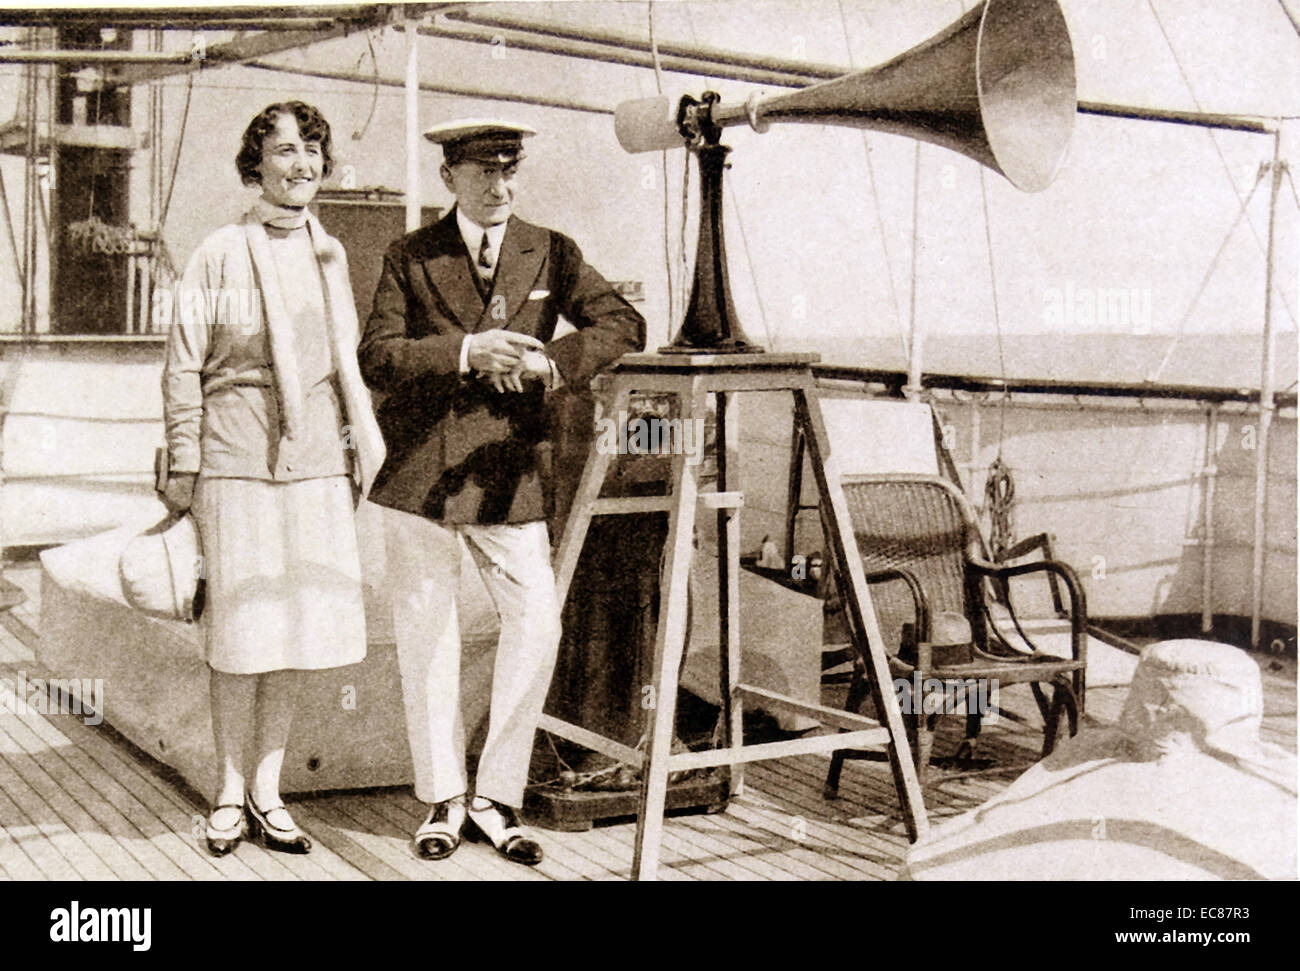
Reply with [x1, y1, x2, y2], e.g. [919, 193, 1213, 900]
[968, 557, 1088, 662]
[996, 532, 1067, 617]
[838, 565, 931, 672]
[861, 566, 930, 648]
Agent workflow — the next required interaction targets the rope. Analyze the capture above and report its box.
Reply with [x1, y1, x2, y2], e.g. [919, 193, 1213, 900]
[1148, 165, 1267, 383]
[1147, 0, 1297, 328]
[984, 455, 1015, 561]
[835, 0, 909, 362]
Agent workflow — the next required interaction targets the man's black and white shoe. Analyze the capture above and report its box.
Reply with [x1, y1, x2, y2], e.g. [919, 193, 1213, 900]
[465, 798, 543, 866]
[413, 794, 467, 860]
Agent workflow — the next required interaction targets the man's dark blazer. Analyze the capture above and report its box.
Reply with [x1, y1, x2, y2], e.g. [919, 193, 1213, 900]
[358, 209, 646, 525]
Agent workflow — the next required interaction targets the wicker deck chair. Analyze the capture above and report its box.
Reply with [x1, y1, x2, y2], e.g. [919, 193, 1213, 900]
[825, 474, 1088, 790]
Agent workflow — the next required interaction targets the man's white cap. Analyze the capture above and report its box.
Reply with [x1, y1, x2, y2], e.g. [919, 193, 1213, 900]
[423, 119, 537, 164]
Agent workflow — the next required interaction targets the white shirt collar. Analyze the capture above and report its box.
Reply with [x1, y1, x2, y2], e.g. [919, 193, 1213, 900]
[455, 206, 508, 261]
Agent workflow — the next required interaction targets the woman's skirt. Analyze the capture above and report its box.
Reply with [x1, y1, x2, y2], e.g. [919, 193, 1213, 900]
[192, 474, 366, 674]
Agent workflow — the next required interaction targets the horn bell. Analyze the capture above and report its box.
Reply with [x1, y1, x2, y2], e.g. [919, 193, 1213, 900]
[749, 0, 1076, 191]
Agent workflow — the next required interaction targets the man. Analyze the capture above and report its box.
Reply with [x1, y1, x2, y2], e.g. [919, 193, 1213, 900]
[359, 119, 645, 866]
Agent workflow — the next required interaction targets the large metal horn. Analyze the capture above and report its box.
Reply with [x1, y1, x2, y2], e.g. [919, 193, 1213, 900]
[614, 0, 1077, 351]
[617, 0, 1076, 192]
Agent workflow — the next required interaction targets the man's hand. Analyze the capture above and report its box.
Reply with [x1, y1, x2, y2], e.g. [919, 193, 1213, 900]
[161, 472, 197, 513]
[484, 349, 555, 393]
[466, 330, 544, 374]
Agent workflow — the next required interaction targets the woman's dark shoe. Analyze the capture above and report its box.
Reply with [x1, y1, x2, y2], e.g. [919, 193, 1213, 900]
[465, 798, 543, 866]
[413, 794, 467, 860]
[245, 793, 312, 854]
[205, 803, 247, 857]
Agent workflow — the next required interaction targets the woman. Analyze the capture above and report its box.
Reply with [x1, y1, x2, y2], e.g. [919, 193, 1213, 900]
[161, 102, 385, 856]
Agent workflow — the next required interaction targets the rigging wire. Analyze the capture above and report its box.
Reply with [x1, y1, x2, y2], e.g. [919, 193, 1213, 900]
[349, 29, 381, 141]
[647, 1, 677, 332]
[725, 165, 774, 348]
[1146, 0, 1298, 329]
[1284, 162, 1300, 219]
[1148, 165, 1267, 383]
[84, 34, 107, 222]
[836, 0, 909, 363]
[158, 71, 194, 233]
[0, 168, 19, 271]
[977, 166, 1009, 455]
[977, 162, 1017, 557]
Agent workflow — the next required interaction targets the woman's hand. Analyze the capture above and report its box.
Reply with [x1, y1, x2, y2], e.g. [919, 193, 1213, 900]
[162, 473, 197, 513]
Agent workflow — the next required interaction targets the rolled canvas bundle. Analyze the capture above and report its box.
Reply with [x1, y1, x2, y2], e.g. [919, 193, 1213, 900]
[903, 639, 1296, 880]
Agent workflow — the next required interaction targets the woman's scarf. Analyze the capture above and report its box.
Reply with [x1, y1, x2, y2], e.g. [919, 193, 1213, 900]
[240, 203, 387, 497]
[251, 196, 310, 230]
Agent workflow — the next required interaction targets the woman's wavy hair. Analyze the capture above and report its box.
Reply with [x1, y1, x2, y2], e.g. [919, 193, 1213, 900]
[235, 101, 334, 187]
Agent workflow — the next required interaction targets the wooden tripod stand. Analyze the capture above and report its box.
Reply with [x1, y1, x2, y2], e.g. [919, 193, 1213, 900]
[544, 352, 929, 880]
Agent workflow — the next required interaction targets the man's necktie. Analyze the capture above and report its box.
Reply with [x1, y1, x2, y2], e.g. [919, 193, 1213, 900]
[477, 233, 493, 280]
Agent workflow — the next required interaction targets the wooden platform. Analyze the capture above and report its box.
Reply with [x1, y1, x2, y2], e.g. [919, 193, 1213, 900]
[0, 558, 1293, 881]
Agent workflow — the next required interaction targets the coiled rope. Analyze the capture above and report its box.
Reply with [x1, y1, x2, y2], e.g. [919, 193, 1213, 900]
[984, 455, 1015, 561]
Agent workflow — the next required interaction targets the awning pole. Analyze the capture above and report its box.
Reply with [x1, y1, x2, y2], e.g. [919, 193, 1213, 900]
[904, 143, 923, 401]
[1202, 404, 1219, 634]
[404, 15, 420, 233]
[1250, 127, 1284, 647]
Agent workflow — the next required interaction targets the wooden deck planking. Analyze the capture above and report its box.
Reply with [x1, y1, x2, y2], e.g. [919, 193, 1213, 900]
[289, 801, 412, 881]
[0, 794, 52, 879]
[0, 738, 117, 879]
[0, 758, 92, 880]
[376, 791, 557, 882]
[0, 659, 246, 881]
[309, 797, 467, 882]
[0, 614, 310, 881]
[746, 762, 916, 875]
[711, 784, 890, 880]
[0, 713, 171, 880]
[601, 815, 746, 881]
[4, 557, 1293, 880]
[680, 799, 865, 880]
[646, 803, 826, 881]
[332, 791, 548, 882]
